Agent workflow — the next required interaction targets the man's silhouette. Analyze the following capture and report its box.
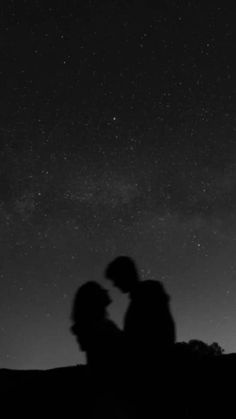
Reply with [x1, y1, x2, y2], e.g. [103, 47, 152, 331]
[105, 256, 176, 364]
[105, 256, 177, 417]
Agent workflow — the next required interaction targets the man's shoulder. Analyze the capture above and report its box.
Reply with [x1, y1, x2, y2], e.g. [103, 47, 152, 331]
[139, 279, 164, 291]
[136, 280, 168, 301]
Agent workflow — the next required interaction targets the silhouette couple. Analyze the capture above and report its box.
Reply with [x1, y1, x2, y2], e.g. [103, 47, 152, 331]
[70, 256, 176, 417]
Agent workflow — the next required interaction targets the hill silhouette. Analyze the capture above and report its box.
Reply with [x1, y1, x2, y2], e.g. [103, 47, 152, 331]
[0, 365, 88, 416]
[1, 342, 236, 418]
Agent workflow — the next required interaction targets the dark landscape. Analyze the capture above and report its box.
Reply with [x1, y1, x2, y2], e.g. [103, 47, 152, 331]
[1, 341, 235, 417]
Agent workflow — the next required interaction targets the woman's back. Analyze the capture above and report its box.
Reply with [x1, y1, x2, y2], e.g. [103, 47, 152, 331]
[71, 282, 124, 377]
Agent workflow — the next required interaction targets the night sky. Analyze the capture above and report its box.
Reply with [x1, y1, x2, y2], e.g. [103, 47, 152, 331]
[1, 0, 236, 370]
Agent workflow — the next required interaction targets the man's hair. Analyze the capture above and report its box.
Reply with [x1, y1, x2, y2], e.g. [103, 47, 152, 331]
[105, 256, 138, 279]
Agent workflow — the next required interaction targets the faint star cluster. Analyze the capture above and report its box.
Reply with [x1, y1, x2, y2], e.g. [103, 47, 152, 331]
[1, 1, 236, 369]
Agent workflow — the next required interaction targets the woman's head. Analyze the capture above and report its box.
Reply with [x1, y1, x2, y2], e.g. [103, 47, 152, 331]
[71, 281, 111, 326]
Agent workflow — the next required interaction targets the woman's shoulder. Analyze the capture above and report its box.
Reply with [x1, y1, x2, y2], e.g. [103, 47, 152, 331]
[101, 318, 122, 334]
[96, 319, 123, 345]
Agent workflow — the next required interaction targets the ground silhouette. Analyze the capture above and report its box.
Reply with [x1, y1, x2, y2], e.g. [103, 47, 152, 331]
[1, 346, 236, 418]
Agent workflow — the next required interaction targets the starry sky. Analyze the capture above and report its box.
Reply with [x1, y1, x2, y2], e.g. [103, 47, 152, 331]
[1, 0, 236, 369]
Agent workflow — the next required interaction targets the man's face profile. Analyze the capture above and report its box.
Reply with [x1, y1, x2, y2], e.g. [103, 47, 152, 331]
[110, 274, 130, 293]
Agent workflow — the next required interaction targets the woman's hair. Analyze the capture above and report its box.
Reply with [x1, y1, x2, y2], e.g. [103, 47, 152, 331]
[71, 281, 111, 324]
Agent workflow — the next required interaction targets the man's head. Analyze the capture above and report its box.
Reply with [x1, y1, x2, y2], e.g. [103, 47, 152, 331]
[105, 256, 139, 293]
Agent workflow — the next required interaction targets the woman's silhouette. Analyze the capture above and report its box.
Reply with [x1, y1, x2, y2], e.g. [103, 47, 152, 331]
[70, 282, 134, 418]
[71, 281, 123, 377]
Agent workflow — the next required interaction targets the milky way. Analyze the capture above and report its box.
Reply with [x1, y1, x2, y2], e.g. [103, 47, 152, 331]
[1, 1, 236, 369]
